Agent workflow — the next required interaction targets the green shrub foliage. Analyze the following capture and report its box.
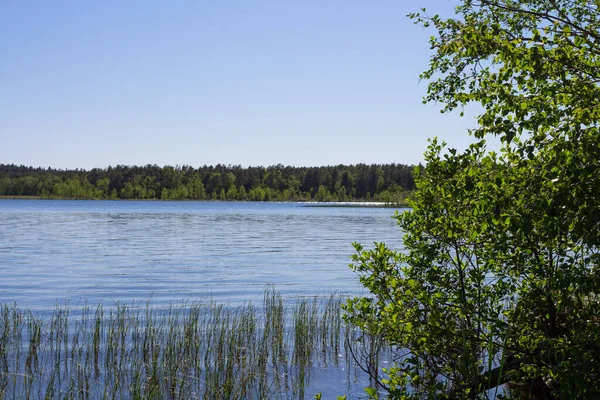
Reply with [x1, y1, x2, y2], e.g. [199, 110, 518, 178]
[344, 1, 600, 398]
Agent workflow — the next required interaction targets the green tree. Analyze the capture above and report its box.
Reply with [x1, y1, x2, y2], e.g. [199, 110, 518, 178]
[315, 185, 331, 202]
[171, 184, 189, 200]
[345, 1, 600, 398]
[222, 171, 237, 192]
[249, 187, 265, 201]
[95, 178, 111, 199]
[206, 172, 222, 196]
[238, 185, 247, 200]
[120, 182, 134, 199]
[226, 185, 238, 200]
[142, 175, 158, 199]
[336, 186, 347, 201]
[188, 175, 206, 200]
[0, 177, 10, 195]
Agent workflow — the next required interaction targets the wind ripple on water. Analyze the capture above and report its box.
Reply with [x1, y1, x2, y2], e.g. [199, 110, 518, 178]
[0, 200, 406, 312]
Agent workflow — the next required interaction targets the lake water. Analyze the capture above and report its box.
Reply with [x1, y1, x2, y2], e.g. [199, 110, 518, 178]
[0, 200, 406, 313]
[0, 200, 407, 398]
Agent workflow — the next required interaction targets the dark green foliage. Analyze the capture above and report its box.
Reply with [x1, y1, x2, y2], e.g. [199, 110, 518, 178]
[345, 140, 600, 399]
[344, 1, 600, 398]
[0, 163, 415, 203]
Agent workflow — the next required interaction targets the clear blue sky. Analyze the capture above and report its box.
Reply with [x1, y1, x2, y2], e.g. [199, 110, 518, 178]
[1, 0, 482, 170]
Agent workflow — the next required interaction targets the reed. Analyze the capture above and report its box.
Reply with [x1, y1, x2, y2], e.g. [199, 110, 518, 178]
[0, 289, 390, 399]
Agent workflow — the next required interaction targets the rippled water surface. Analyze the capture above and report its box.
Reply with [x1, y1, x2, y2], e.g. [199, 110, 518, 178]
[1, 200, 406, 312]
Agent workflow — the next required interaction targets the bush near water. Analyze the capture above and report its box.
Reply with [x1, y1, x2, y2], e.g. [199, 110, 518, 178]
[344, 1, 600, 398]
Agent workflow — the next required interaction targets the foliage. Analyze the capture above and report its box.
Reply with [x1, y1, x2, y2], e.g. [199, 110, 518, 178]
[0, 163, 416, 203]
[344, 1, 600, 398]
[416, 0, 600, 147]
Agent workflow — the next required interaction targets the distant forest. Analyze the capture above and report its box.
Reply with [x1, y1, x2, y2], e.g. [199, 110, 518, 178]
[0, 163, 417, 203]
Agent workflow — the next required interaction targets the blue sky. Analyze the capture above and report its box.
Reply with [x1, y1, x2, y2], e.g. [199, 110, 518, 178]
[1, 0, 483, 170]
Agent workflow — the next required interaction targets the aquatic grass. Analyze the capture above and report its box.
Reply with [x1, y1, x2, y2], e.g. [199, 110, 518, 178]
[0, 289, 391, 399]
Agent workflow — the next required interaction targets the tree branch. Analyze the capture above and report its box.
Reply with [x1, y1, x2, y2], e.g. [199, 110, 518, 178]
[479, 0, 600, 42]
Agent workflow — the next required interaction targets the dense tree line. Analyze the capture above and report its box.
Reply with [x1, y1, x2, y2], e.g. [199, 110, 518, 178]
[0, 163, 416, 203]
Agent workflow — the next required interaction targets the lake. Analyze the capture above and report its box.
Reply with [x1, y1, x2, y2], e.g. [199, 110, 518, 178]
[0, 200, 405, 313]
[0, 200, 408, 398]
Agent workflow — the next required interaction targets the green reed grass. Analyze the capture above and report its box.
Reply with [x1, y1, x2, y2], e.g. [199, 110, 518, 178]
[0, 290, 390, 399]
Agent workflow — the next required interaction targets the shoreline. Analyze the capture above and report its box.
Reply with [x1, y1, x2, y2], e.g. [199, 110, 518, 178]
[0, 196, 409, 208]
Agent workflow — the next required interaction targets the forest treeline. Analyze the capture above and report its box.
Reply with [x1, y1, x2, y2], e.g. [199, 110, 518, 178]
[0, 163, 416, 203]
